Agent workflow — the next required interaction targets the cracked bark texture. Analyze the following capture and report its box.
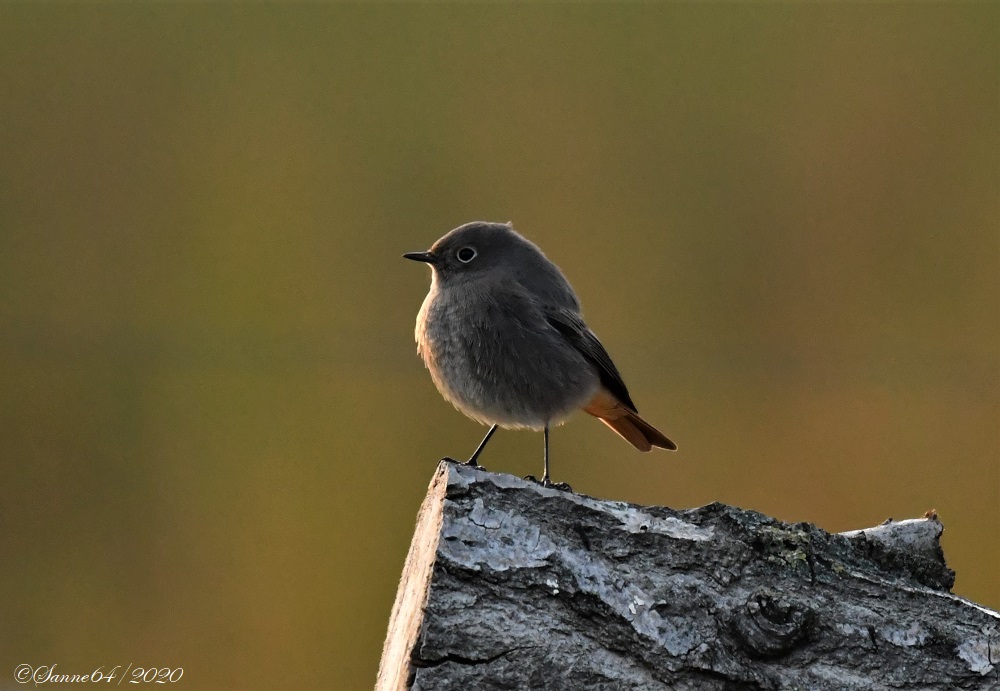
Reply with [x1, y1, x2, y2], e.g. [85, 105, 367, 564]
[377, 461, 1000, 690]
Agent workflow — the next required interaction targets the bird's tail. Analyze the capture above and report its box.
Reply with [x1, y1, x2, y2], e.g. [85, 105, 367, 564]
[583, 389, 677, 452]
[602, 410, 677, 452]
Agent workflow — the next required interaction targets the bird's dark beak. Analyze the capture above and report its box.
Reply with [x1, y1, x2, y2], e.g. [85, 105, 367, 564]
[403, 251, 436, 264]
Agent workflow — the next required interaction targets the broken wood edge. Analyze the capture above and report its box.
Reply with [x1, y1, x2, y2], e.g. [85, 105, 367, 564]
[376, 464, 450, 691]
[840, 516, 945, 564]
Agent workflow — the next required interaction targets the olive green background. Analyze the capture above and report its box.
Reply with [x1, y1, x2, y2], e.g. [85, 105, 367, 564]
[1, 4, 996, 690]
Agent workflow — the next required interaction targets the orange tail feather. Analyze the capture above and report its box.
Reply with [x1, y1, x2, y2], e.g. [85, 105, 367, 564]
[583, 389, 677, 452]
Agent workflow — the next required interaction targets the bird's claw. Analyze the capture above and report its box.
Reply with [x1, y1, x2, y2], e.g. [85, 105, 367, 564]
[442, 456, 482, 469]
[524, 475, 573, 493]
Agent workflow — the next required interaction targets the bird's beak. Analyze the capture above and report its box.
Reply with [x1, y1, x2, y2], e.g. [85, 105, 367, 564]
[403, 251, 436, 264]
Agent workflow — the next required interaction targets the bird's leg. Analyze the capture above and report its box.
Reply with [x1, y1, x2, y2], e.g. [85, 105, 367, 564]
[442, 424, 497, 468]
[525, 425, 573, 492]
[542, 424, 551, 484]
[465, 424, 498, 467]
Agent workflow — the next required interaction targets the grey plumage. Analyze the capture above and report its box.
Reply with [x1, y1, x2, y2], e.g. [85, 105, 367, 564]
[405, 221, 674, 486]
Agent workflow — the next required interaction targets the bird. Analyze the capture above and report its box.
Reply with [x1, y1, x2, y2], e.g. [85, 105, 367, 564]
[404, 221, 675, 490]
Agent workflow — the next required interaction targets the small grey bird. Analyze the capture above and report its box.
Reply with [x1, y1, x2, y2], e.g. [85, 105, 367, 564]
[404, 221, 675, 489]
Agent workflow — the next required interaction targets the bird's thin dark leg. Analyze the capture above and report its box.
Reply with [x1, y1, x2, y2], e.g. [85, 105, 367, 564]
[467, 424, 498, 466]
[442, 424, 498, 468]
[541, 425, 551, 485]
[525, 426, 572, 492]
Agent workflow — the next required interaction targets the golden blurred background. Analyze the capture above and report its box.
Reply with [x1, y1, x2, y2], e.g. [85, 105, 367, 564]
[1, 4, 996, 690]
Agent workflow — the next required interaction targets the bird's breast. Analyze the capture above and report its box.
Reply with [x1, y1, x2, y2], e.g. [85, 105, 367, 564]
[413, 285, 599, 429]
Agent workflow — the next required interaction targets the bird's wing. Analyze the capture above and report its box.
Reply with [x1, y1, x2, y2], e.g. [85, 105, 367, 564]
[543, 307, 638, 413]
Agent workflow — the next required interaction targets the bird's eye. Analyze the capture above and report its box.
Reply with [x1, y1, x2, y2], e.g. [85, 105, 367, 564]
[456, 246, 477, 263]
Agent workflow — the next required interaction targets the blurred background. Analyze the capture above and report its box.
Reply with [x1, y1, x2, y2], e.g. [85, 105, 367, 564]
[1, 4, 996, 689]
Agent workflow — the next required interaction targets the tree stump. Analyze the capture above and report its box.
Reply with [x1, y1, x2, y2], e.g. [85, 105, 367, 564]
[377, 461, 1000, 690]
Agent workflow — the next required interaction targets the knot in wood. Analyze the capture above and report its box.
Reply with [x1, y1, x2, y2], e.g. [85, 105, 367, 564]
[730, 589, 813, 658]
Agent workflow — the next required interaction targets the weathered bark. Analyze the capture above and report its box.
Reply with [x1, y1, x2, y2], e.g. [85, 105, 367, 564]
[377, 461, 1000, 690]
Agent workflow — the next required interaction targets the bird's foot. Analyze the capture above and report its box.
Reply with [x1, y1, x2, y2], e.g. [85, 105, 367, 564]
[524, 475, 573, 493]
[442, 456, 484, 470]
